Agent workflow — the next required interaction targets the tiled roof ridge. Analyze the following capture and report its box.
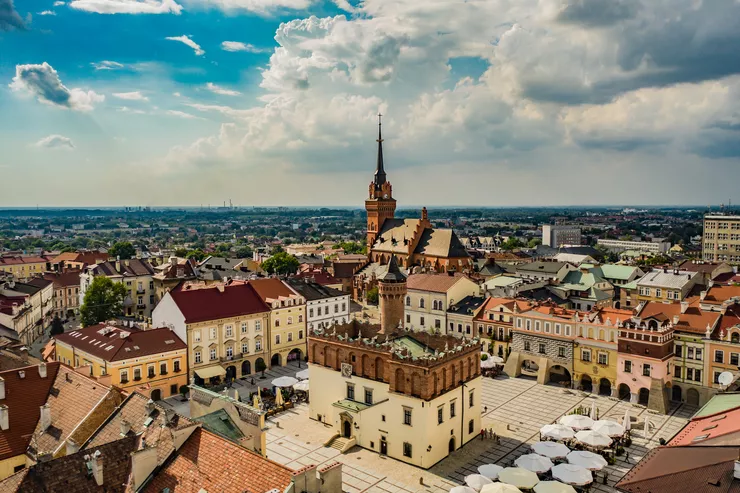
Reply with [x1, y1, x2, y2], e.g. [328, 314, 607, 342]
[618, 446, 739, 486]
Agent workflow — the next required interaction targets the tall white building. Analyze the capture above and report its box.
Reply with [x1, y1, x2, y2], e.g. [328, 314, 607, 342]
[542, 224, 582, 247]
[286, 279, 351, 330]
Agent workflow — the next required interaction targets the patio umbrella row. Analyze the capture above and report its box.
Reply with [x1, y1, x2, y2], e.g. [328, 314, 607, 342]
[464, 464, 591, 492]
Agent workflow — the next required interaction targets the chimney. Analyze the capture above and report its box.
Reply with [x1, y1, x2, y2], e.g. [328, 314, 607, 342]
[700, 291, 707, 301]
[38, 363, 47, 378]
[20, 347, 28, 364]
[115, 257, 121, 272]
[130, 446, 159, 491]
[18, 370, 25, 379]
[170, 256, 177, 267]
[146, 399, 155, 413]
[86, 450, 104, 486]
[291, 465, 320, 493]
[319, 462, 343, 493]
[673, 315, 680, 325]
[0, 404, 8, 430]
[0, 377, 5, 400]
[39, 403, 51, 432]
[120, 419, 131, 436]
[66, 438, 79, 454]
[680, 301, 689, 314]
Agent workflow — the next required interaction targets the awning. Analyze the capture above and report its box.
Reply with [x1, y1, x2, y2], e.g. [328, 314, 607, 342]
[195, 366, 226, 379]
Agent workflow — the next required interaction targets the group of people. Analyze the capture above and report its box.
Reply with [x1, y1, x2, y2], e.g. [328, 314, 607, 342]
[479, 428, 501, 444]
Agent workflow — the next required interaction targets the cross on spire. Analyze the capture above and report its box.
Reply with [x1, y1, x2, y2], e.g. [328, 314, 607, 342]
[377, 112, 383, 143]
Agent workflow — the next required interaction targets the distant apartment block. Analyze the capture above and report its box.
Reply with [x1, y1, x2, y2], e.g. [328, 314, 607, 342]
[542, 224, 581, 247]
[596, 238, 670, 254]
[703, 214, 740, 264]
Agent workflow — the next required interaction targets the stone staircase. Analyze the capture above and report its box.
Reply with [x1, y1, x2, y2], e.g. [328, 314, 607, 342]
[326, 436, 350, 451]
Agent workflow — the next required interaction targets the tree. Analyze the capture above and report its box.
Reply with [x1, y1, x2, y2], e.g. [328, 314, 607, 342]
[500, 238, 524, 251]
[186, 249, 206, 261]
[336, 241, 366, 255]
[366, 286, 379, 304]
[261, 252, 300, 276]
[50, 316, 65, 336]
[108, 241, 136, 260]
[256, 358, 267, 378]
[174, 248, 188, 257]
[527, 238, 542, 248]
[235, 246, 253, 259]
[80, 276, 127, 327]
[270, 245, 284, 255]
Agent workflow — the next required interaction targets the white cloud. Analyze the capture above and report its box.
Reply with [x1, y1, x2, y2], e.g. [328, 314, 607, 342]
[182, 0, 312, 16]
[166, 109, 200, 119]
[53, 1, 65, 5]
[113, 91, 149, 101]
[34, 134, 75, 150]
[92, 60, 125, 70]
[10, 62, 104, 111]
[205, 82, 241, 96]
[220, 41, 270, 53]
[166, 35, 204, 56]
[69, 0, 182, 14]
[116, 106, 147, 114]
[173, 92, 181, 97]
[38, 10, 56, 15]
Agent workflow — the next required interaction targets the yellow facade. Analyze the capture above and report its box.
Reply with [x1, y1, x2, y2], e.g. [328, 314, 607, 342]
[187, 311, 270, 380]
[55, 341, 187, 399]
[0, 454, 27, 481]
[573, 341, 618, 397]
[269, 304, 307, 365]
[0, 260, 47, 279]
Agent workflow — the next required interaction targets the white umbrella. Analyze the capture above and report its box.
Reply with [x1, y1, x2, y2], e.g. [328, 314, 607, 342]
[574, 430, 611, 449]
[515, 454, 553, 474]
[490, 355, 504, 364]
[541, 424, 576, 441]
[592, 420, 624, 438]
[534, 482, 577, 493]
[480, 484, 522, 493]
[465, 474, 493, 491]
[477, 464, 504, 480]
[623, 409, 631, 431]
[532, 441, 570, 459]
[551, 464, 592, 486]
[559, 415, 594, 430]
[275, 388, 284, 406]
[451, 487, 477, 493]
[296, 369, 310, 380]
[589, 401, 597, 420]
[481, 356, 497, 369]
[271, 376, 299, 388]
[293, 380, 310, 392]
[566, 451, 608, 471]
[498, 467, 539, 489]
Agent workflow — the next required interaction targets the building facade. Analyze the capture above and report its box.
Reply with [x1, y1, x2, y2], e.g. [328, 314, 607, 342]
[286, 279, 351, 332]
[54, 323, 188, 400]
[79, 259, 156, 319]
[542, 224, 582, 247]
[702, 213, 740, 264]
[404, 273, 480, 333]
[597, 239, 671, 254]
[308, 321, 482, 469]
[636, 268, 700, 303]
[0, 256, 49, 280]
[44, 271, 81, 318]
[153, 281, 271, 385]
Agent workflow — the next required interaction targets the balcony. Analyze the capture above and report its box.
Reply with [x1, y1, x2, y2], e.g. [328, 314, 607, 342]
[134, 376, 142, 381]
[160, 370, 168, 376]
[148, 373, 155, 379]
[137, 288, 146, 294]
[120, 378, 129, 384]
[173, 367, 181, 373]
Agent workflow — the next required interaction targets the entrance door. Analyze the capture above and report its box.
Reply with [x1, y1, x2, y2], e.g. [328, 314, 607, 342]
[380, 437, 387, 455]
[448, 437, 455, 453]
[343, 420, 352, 438]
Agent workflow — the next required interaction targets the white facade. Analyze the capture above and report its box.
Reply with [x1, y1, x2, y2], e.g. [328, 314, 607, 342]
[404, 278, 480, 333]
[596, 238, 671, 254]
[309, 364, 481, 469]
[542, 225, 582, 247]
[306, 294, 351, 331]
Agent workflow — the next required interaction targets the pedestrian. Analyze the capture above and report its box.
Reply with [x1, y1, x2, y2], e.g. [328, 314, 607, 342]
[484, 406, 488, 414]
[480, 429, 485, 441]
[603, 472, 609, 485]
[492, 432, 497, 443]
[625, 451, 630, 462]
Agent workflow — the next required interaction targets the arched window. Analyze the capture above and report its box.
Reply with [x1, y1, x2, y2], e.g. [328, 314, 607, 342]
[732, 332, 740, 344]
[395, 368, 406, 393]
[406, 296, 411, 306]
[419, 299, 425, 309]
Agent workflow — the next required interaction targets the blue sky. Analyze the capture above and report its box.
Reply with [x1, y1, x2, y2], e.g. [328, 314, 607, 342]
[2, 0, 740, 207]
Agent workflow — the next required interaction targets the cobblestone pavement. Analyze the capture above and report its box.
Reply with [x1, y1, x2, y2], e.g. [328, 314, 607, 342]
[265, 375, 696, 493]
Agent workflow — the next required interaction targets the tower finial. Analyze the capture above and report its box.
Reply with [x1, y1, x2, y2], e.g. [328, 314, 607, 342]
[374, 112, 386, 187]
[377, 112, 383, 142]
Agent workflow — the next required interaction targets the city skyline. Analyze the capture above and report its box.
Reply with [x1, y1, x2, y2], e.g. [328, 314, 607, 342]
[2, 0, 740, 207]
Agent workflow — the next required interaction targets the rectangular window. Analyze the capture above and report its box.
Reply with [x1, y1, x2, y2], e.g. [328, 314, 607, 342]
[598, 353, 608, 365]
[538, 343, 546, 354]
[732, 353, 739, 366]
[255, 320, 262, 331]
[435, 319, 441, 329]
[535, 321, 541, 331]
[715, 350, 724, 363]
[656, 288, 662, 297]
[403, 408, 412, 426]
[299, 330, 304, 340]
[686, 368, 694, 380]
[403, 442, 412, 458]
[241, 322, 247, 333]
[544, 322, 550, 333]
[120, 370, 129, 383]
[226, 346, 233, 359]
[687, 347, 694, 359]
[365, 389, 373, 405]
[420, 316, 425, 326]
[438, 407, 444, 424]
[582, 349, 591, 362]
[675, 345, 682, 357]
[696, 348, 703, 361]
[134, 368, 142, 381]
[469, 390, 474, 408]
[144, 367, 153, 380]
[450, 401, 456, 418]
[174, 360, 181, 372]
[210, 348, 217, 361]
[469, 419, 474, 434]
[347, 384, 355, 400]
[674, 365, 681, 378]
[694, 369, 702, 382]
[210, 327, 217, 340]
[194, 351, 201, 364]
[558, 347, 566, 358]
[565, 325, 571, 336]
[275, 319, 280, 328]
[287, 316, 293, 325]
[275, 334, 281, 345]
[160, 362, 167, 375]
[524, 341, 531, 352]
[643, 364, 651, 377]
[406, 314, 411, 323]
[255, 339, 262, 351]
[715, 371, 722, 384]
[225, 325, 233, 338]
[309, 308, 314, 317]
[287, 332, 293, 342]
[242, 342, 249, 354]
[193, 330, 201, 343]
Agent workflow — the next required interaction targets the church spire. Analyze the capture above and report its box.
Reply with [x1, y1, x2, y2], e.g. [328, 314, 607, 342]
[374, 112, 386, 188]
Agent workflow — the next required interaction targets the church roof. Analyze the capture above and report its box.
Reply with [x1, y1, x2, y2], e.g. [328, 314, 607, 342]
[413, 228, 469, 258]
[372, 219, 421, 254]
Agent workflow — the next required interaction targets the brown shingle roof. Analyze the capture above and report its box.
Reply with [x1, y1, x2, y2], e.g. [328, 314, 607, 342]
[29, 365, 118, 458]
[43, 271, 81, 289]
[616, 446, 740, 493]
[639, 301, 721, 335]
[144, 427, 293, 493]
[169, 281, 270, 324]
[55, 324, 186, 362]
[407, 272, 471, 293]
[249, 278, 299, 301]
[0, 362, 60, 461]
[0, 434, 138, 493]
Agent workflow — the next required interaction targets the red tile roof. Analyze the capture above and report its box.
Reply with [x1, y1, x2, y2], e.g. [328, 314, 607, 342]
[55, 324, 186, 362]
[0, 362, 60, 461]
[249, 278, 299, 301]
[639, 300, 721, 335]
[170, 281, 270, 323]
[669, 406, 740, 446]
[294, 270, 341, 286]
[0, 256, 48, 266]
[43, 270, 82, 288]
[144, 427, 293, 493]
[406, 272, 472, 293]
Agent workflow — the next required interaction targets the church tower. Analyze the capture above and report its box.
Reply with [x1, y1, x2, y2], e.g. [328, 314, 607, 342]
[365, 114, 397, 253]
[378, 255, 406, 333]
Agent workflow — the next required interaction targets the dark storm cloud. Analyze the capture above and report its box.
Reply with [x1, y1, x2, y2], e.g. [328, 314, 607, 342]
[11, 63, 73, 107]
[574, 135, 670, 152]
[691, 133, 740, 159]
[557, 0, 639, 27]
[359, 35, 406, 83]
[0, 0, 26, 31]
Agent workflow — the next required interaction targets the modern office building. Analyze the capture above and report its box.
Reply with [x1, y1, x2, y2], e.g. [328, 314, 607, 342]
[703, 213, 740, 264]
[542, 224, 581, 247]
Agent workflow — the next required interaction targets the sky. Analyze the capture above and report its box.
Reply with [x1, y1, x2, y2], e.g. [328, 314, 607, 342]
[1, 0, 740, 207]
